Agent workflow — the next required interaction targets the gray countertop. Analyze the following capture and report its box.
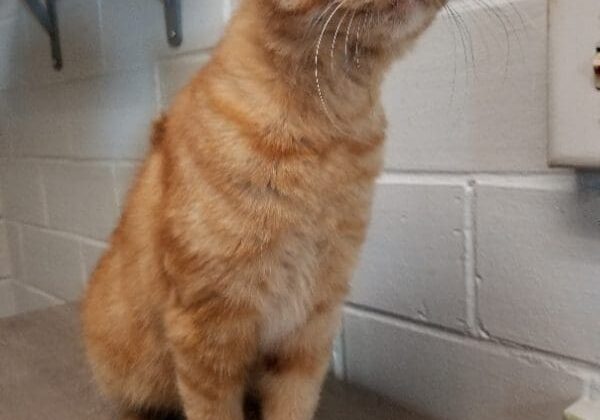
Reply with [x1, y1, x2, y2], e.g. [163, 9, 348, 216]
[0, 304, 427, 420]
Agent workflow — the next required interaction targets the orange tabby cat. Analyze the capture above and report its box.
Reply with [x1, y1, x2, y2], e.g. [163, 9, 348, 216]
[81, 0, 443, 419]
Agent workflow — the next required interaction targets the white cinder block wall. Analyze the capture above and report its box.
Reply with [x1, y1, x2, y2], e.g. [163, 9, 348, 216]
[0, 0, 598, 418]
[0, 0, 227, 313]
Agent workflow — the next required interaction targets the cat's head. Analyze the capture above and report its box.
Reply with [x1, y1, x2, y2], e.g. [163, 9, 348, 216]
[269, 0, 445, 53]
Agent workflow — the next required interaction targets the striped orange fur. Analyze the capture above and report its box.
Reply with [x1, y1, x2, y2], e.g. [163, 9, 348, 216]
[81, 1, 443, 419]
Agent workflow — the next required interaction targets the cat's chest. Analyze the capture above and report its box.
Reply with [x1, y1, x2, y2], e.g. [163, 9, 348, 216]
[255, 146, 382, 351]
[256, 209, 369, 351]
[257, 231, 323, 351]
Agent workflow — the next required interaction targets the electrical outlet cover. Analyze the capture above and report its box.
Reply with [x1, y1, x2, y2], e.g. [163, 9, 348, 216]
[564, 398, 600, 420]
[549, 0, 600, 168]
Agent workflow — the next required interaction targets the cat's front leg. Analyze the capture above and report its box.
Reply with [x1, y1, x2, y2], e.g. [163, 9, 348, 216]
[259, 305, 342, 420]
[165, 293, 258, 420]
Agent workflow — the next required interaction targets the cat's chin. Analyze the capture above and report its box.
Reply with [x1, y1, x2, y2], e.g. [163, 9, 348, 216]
[386, 0, 425, 14]
[364, 0, 441, 52]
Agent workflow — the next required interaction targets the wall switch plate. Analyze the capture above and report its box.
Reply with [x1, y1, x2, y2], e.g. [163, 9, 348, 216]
[564, 398, 600, 420]
[549, 0, 600, 168]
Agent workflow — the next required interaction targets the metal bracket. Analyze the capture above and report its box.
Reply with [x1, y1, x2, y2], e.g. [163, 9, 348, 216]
[23, 0, 180, 70]
[163, 0, 182, 47]
[23, 0, 62, 70]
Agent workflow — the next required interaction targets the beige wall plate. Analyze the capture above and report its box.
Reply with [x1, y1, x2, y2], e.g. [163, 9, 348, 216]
[564, 398, 600, 420]
[549, 0, 600, 168]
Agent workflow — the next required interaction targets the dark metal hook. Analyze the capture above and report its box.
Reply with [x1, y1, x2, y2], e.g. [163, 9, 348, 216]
[164, 0, 182, 47]
[23, 0, 62, 70]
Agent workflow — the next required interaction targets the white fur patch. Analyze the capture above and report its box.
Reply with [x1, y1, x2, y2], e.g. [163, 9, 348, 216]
[258, 233, 320, 351]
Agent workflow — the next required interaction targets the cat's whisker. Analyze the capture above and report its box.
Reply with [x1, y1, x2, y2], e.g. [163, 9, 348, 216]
[445, 2, 471, 82]
[344, 10, 357, 63]
[366, 9, 375, 42]
[308, 1, 340, 32]
[454, 4, 476, 76]
[502, 0, 528, 68]
[473, 0, 525, 82]
[506, 0, 528, 33]
[354, 14, 368, 68]
[471, 0, 512, 79]
[331, 9, 351, 71]
[315, 1, 347, 123]
[441, 2, 459, 107]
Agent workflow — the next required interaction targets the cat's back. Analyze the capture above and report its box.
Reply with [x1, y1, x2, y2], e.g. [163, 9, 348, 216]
[82, 131, 169, 340]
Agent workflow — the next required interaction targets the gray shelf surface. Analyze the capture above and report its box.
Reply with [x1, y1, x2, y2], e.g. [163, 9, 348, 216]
[0, 303, 428, 420]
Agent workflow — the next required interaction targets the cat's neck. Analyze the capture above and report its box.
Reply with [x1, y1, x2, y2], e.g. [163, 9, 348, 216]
[207, 2, 391, 144]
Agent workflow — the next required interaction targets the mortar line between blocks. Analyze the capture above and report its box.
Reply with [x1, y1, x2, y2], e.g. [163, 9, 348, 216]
[344, 303, 600, 375]
[463, 180, 477, 336]
[153, 63, 163, 113]
[378, 172, 470, 185]
[589, 376, 600, 399]
[77, 241, 89, 287]
[95, 0, 106, 72]
[11, 279, 65, 305]
[10, 220, 108, 248]
[35, 162, 50, 227]
[109, 162, 122, 210]
[338, 318, 348, 381]
[580, 371, 596, 399]
[14, 156, 142, 165]
[378, 171, 581, 190]
[13, 221, 24, 282]
[381, 168, 575, 177]
[573, 368, 600, 400]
